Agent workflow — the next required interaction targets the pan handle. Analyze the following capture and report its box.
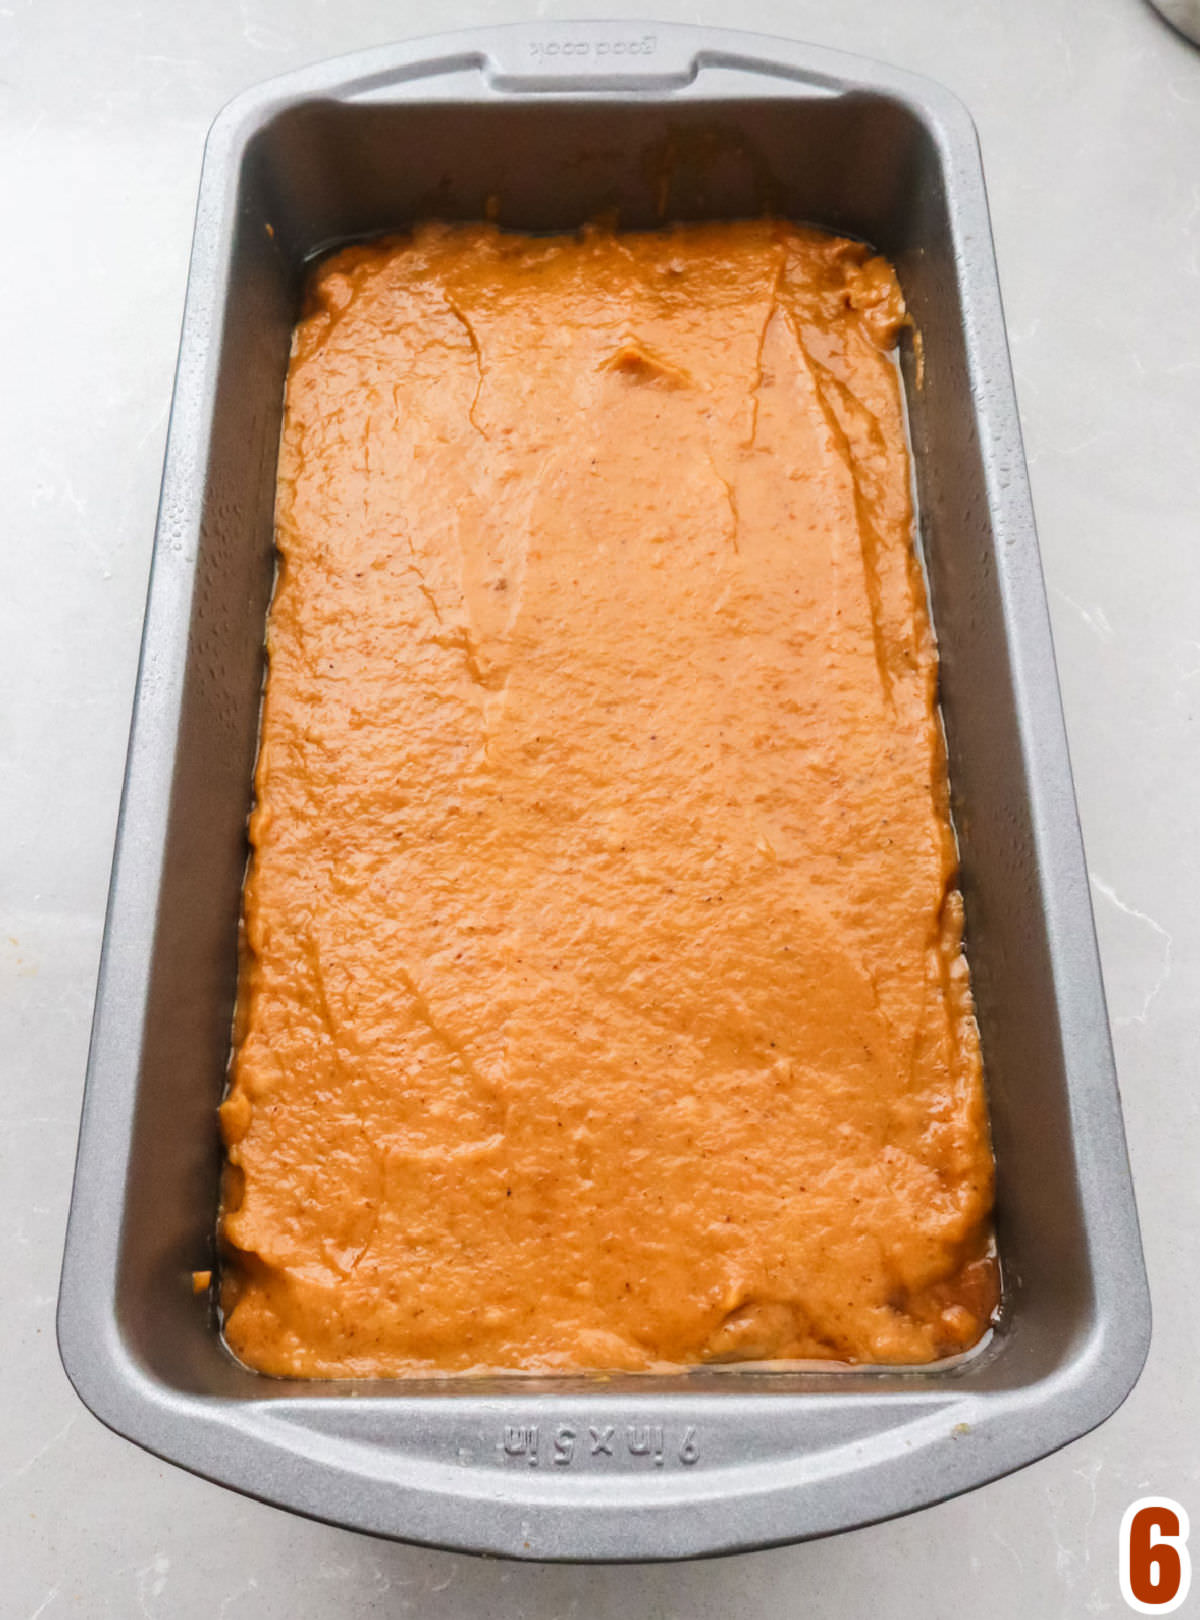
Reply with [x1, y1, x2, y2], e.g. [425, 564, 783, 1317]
[332, 24, 848, 105]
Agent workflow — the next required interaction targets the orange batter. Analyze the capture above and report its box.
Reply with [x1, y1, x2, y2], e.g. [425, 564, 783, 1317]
[219, 220, 997, 1377]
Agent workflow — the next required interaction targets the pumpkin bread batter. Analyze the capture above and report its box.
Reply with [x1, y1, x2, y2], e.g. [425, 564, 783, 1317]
[219, 221, 997, 1377]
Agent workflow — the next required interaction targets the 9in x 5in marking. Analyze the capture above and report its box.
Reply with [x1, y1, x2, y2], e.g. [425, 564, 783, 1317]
[500, 1422, 699, 1469]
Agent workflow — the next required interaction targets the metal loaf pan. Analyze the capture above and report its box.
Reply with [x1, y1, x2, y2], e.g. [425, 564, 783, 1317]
[58, 21, 1150, 1561]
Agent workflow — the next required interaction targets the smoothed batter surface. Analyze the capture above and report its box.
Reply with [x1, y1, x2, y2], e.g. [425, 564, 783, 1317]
[220, 220, 997, 1377]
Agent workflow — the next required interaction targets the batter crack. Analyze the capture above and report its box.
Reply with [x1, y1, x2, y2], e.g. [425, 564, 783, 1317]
[745, 244, 789, 451]
[790, 315, 897, 708]
[394, 959, 501, 1115]
[706, 450, 741, 554]
[443, 294, 489, 441]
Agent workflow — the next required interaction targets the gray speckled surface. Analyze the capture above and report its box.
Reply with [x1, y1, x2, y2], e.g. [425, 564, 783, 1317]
[3, 0, 1197, 1612]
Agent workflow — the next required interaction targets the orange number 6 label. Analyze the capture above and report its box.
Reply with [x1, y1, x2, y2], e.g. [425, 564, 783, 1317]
[1120, 1497, 1192, 1613]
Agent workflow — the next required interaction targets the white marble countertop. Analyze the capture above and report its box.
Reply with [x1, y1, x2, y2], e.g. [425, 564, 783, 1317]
[3, 0, 1197, 1612]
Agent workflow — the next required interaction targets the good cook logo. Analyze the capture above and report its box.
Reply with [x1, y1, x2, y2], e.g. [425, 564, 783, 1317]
[527, 35, 658, 62]
[1120, 1498, 1192, 1613]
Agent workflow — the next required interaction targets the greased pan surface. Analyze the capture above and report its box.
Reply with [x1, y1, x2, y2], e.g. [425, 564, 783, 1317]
[58, 21, 1149, 1561]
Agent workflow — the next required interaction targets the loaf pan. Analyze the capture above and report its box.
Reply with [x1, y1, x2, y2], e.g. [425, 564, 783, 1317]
[58, 21, 1150, 1561]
